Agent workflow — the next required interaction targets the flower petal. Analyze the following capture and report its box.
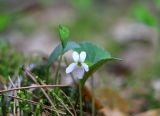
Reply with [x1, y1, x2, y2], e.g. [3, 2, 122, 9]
[66, 63, 77, 74]
[82, 63, 89, 72]
[80, 51, 86, 62]
[75, 68, 84, 79]
[72, 51, 79, 62]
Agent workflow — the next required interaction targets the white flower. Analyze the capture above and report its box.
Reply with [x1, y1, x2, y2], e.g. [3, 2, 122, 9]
[66, 51, 89, 79]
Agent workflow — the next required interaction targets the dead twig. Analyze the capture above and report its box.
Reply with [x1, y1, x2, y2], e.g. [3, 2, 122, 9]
[60, 90, 77, 116]
[0, 94, 66, 115]
[23, 66, 60, 116]
[0, 85, 69, 93]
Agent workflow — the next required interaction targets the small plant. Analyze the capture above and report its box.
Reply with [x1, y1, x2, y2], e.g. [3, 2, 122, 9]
[0, 24, 115, 115]
[48, 25, 114, 115]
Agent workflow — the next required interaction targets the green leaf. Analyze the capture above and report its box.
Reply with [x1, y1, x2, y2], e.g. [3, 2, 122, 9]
[58, 25, 70, 48]
[74, 42, 113, 86]
[48, 41, 80, 65]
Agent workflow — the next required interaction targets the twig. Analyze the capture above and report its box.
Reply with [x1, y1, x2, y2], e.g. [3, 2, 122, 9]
[8, 76, 15, 88]
[60, 90, 77, 116]
[0, 85, 69, 93]
[1, 94, 66, 115]
[23, 66, 60, 116]
[52, 92, 74, 116]
[36, 75, 74, 115]
[8, 76, 16, 115]
[38, 78, 76, 116]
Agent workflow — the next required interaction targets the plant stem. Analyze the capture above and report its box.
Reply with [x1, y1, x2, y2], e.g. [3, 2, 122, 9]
[79, 81, 83, 116]
[55, 49, 63, 85]
[91, 75, 95, 116]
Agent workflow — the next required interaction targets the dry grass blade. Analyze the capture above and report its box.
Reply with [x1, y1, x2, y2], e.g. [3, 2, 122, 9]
[23, 66, 60, 116]
[38, 76, 76, 116]
[1, 94, 66, 115]
[60, 90, 77, 116]
[53, 92, 74, 116]
[8, 76, 16, 115]
[0, 85, 69, 93]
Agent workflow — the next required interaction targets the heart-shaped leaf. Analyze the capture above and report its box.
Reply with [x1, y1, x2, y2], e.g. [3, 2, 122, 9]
[74, 42, 113, 85]
[48, 41, 80, 65]
[58, 25, 70, 48]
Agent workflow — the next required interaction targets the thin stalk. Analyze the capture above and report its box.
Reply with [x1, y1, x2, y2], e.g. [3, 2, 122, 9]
[17, 77, 21, 116]
[55, 49, 63, 85]
[74, 93, 79, 111]
[0, 85, 68, 93]
[91, 75, 95, 116]
[60, 90, 77, 116]
[8, 76, 16, 115]
[53, 92, 74, 116]
[79, 81, 83, 116]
